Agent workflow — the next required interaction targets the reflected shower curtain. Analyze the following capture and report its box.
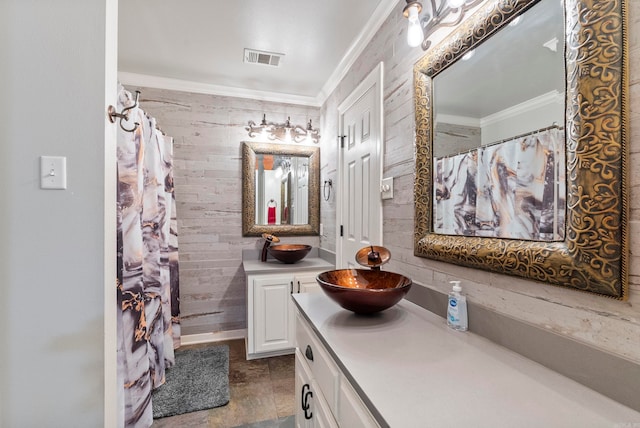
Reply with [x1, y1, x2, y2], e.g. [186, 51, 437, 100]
[434, 127, 564, 240]
[116, 85, 181, 428]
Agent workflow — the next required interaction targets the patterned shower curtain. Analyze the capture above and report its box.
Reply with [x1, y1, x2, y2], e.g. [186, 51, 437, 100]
[433, 127, 565, 240]
[116, 85, 181, 428]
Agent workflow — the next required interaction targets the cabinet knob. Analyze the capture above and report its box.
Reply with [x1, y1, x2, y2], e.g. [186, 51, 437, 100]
[305, 345, 314, 361]
[290, 281, 294, 294]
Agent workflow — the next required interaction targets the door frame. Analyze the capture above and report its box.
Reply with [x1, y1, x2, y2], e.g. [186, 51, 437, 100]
[336, 62, 384, 268]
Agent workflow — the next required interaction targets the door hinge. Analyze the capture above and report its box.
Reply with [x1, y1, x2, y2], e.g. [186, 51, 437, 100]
[340, 225, 344, 237]
[338, 135, 346, 148]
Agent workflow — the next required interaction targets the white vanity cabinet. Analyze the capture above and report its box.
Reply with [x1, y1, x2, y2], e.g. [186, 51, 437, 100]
[244, 258, 332, 360]
[295, 310, 380, 428]
[292, 293, 640, 427]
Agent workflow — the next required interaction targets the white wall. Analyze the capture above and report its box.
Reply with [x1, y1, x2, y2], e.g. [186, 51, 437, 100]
[0, 1, 117, 426]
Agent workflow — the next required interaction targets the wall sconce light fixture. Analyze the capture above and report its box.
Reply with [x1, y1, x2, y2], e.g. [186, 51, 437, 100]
[403, 1, 424, 47]
[403, 0, 484, 50]
[246, 114, 321, 144]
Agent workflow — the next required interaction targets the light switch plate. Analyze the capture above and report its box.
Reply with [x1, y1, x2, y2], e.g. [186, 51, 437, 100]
[40, 156, 67, 189]
[381, 177, 393, 200]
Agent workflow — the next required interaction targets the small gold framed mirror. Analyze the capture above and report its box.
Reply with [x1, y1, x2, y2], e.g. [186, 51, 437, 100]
[242, 142, 320, 236]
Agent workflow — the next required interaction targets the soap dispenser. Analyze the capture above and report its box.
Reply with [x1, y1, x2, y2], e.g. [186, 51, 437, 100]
[447, 280, 468, 331]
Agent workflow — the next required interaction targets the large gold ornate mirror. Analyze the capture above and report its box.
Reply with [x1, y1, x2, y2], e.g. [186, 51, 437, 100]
[413, 0, 629, 298]
[242, 142, 320, 236]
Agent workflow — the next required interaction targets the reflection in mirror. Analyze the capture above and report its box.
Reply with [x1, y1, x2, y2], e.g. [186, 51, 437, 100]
[242, 142, 319, 236]
[432, 0, 565, 242]
[254, 154, 309, 226]
[413, 0, 628, 298]
[433, 0, 564, 156]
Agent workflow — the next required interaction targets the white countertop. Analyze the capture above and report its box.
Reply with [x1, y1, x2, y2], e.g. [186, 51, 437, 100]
[243, 257, 334, 275]
[293, 293, 640, 428]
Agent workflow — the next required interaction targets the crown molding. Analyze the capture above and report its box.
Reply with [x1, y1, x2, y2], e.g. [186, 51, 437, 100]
[117, 71, 322, 107]
[435, 114, 481, 128]
[316, 0, 401, 104]
[480, 90, 564, 127]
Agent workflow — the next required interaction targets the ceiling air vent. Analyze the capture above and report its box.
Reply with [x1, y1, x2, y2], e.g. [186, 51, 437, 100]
[244, 49, 283, 67]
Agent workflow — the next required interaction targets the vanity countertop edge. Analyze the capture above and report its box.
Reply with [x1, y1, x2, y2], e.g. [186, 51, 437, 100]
[243, 257, 334, 275]
[293, 292, 640, 428]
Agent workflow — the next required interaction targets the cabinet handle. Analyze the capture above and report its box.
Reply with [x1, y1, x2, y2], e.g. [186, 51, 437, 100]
[305, 345, 314, 361]
[301, 383, 313, 420]
[297, 280, 301, 293]
[290, 281, 294, 294]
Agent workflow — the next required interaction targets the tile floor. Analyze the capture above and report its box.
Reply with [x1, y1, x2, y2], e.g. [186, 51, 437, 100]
[152, 339, 295, 428]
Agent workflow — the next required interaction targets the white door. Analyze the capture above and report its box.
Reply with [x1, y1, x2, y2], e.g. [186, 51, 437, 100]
[337, 63, 384, 268]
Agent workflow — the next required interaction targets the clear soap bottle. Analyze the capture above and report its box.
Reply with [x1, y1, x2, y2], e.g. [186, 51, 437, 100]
[447, 280, 468, 331]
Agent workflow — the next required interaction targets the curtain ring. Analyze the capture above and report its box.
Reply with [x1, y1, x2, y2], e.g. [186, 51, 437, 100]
[323, 179, 333, 201]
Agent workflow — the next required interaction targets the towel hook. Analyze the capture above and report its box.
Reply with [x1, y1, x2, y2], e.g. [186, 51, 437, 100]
[323, 179, 333, 201]
[107, 90, 140, 133]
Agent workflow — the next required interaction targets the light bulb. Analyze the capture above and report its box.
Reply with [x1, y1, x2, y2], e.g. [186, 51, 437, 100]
[406, 6, 424, 48]
[448, 0, 466, 8]
[306, 119, 315, 144]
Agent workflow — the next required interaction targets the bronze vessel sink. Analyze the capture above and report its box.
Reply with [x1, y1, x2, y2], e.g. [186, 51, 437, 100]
[316, 269, 412, 314]
[267, 244, 312, 264]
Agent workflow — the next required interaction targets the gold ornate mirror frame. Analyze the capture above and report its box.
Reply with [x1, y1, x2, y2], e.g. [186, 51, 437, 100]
[413, 0, 629, 299]
[242, 141, 320, 236]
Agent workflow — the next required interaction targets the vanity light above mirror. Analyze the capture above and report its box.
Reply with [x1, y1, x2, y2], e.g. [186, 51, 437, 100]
[246, 114, 320, 144]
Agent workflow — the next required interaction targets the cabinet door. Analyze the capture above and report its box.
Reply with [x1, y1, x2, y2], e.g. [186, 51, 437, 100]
[253, 274, 295, 354]
[311, 378, 339, 428]
[338, 379, 380, 428]
[295, 271, 323, 294]
[295, 312, 340, 415]
[295, 351, 312, 428]
[295, 350, 338, 428]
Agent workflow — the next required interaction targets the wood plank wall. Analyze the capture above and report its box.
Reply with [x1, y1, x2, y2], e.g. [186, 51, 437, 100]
[318, 1, 640, 363]
[128, 86, 320, 335]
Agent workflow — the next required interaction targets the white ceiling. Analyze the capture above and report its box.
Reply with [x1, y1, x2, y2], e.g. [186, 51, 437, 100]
[118, 0, 391, 105]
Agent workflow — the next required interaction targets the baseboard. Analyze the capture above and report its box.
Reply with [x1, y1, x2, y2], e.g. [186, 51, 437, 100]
[180, 329, 247, 346]
[246, 348, 295, 361]
[318, 247, 336, 265]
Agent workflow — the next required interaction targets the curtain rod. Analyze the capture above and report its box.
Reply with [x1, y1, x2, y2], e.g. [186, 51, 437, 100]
[438, 123, 564, 159]
[485, 123, 564, 148]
